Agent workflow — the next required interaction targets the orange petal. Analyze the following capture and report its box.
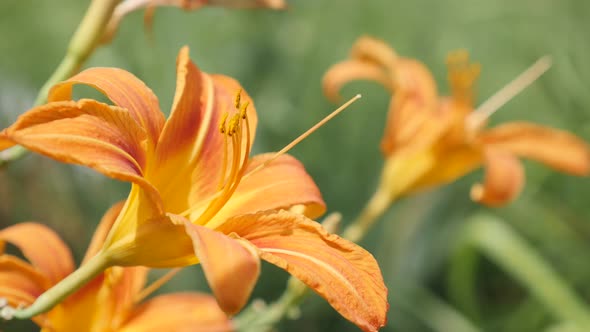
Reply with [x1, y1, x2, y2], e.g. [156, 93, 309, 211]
[109, 266, 149, 312]
[186, 0, 287, 9]
[151, 47, 257, 214]
[48, 67, 165, 145]
[380, 59, 440, 156]
[470, 149, 525, 206]
[0, 255, 51, 300]
[2, 100, 145, 181]
[89, 266, 150, 329]
[0, 100, 161, 208]
[217, 210, 388, 332]
[322, 60, 393, 102]
[83, 201, 125, 263]
[119, 293, 233, 332]
[184, 222, 260, 315]
[204, 153, 326, 229]
[349, 36, 398, 68]
[154, 46, 214, 163]
[0, 223, 73, 284]
[0, 137, 15, 151]
[324, 36, 398, 100]
[480, 122, 590, 175]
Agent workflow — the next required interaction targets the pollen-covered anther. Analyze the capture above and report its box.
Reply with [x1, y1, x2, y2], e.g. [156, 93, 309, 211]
[240, 101, 249, 119]
[227, 113, 242, 137]
[446, 49, 481, 104]
[234, 88, 243, 109]
[218, 112, 229, 134]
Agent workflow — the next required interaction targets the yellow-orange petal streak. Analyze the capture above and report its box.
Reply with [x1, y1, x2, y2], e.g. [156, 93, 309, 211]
[217, 210, 388, 332]
[0, 223, 74, 284]
[479, 122, 590, 175]
[155, 46, 213, 164]
[184, 222, 260, 315]
[105, 212, 196, 268]
[48, 67, 165, 146]
[152, 48, 257, 215]
[204, 153, 325, 229]
[151, 47, 223, 214]
[119, 293, 233, 332]
[470, 150, 525, 206]
[322, 60, 392, 102]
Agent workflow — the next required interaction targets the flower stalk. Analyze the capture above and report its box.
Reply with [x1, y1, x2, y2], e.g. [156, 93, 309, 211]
[11, 252, 111, 319]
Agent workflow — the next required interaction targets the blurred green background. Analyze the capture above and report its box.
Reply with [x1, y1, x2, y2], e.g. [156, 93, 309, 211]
[1, 0, 590, 331]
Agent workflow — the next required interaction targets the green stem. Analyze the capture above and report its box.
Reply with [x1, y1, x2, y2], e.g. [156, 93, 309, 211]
[0, 0, 121, 166]
[12, 253, 110, 319]
[233, 278, 308, 332]
[447, 241, 481, 321]
[341, 188, 393, 242]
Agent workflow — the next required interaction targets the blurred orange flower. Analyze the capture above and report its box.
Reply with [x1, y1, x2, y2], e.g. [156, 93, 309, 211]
[103, 0, 287, 42]
[0, 203, 232, 332]
[324, 36, 590, 207]
[0, 47, 387, 331]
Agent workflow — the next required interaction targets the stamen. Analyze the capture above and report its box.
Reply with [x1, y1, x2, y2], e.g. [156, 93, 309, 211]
[234, 88, 243, 109]
[218, 127, 230, 190]
[467, 56, 552, 131]
[240, 101, 249, 119]
[218, 112, 229, 134]
[245, 94, 362, 179]
[190, 108, 251, 224]
[179, 94, 359, 223]
[134, 268, 181, 304]
[228, 113, 241, 136]
[446, 49, 481, 105]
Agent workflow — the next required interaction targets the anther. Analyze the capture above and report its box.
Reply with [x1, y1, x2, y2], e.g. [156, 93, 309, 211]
[240, 101, 249, 119]
[228, 113, 242, 136]
[446, 49, 481, 105]
[234, 88, 243, 109]
[218, 113, 229, 134]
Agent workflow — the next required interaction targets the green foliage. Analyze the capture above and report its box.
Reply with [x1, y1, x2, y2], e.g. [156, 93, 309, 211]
[1, 1, 589, 331]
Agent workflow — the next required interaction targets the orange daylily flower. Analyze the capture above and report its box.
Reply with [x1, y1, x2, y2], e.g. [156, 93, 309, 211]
[0, 47, 387, 331]
[0, 203, 232, 332]
[103, 0, 287, 42]
[324, 36, 590, 207]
